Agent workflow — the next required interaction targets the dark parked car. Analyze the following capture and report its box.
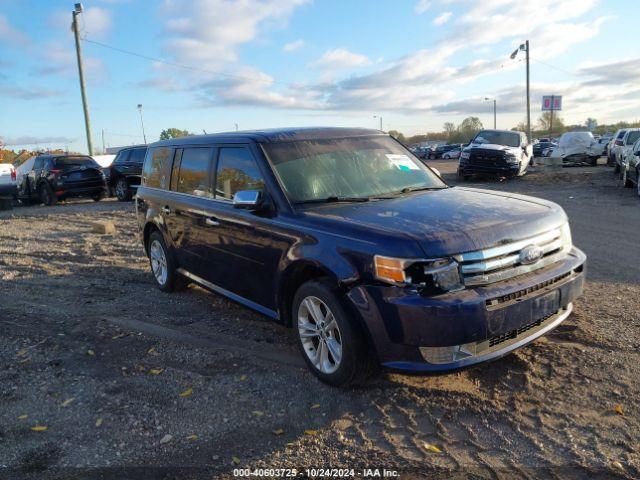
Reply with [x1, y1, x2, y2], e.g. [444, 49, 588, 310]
[533, 141, 555, 157]
[108, 145, 147, 201]
[136, 128, 585, 386]
[429, 144, 459, 159]
[18, 154, 106, 205]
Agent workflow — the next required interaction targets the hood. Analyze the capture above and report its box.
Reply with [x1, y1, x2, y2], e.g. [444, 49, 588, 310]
[465, 143, 518, 153]
[301, 187, 566, 257]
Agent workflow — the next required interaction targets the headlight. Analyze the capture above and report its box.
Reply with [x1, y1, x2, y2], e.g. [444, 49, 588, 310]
[560, 222, 572, 252]
[460, 151, 470, 160]
[505, 153, 519, 164]
[374, 255, 463, 292]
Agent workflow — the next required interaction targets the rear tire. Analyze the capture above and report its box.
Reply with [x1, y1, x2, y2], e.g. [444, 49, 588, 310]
[115, 178, 132, 201]
[147, 231, 189, 292]
[38, 183, 56, 206]
[92, 191, 104, 202]
[622, 169, 633, 188]
[293, 280, 377, 387]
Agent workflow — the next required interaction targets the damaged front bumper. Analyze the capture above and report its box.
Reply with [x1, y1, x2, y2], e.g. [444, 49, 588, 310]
[347, 247, 586, 372]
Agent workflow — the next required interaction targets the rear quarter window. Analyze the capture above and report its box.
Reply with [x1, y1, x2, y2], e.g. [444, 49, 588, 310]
[142, 147, 173, 189]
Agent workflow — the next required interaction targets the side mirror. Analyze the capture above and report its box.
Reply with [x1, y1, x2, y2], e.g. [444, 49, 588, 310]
[232, 190, 263, 210]
[615, 139, 623, 146]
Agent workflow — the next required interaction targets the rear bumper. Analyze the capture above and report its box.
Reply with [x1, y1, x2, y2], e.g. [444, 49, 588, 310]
[347, 247, 586, 372]
[0, 184, 17, 198]
[56, 182, 106, 198]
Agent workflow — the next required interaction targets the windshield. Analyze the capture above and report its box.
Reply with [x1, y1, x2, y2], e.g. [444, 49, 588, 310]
[626, 131, 640, 145]
[472, 131, 521, 148]
[263, 136, 446, 203]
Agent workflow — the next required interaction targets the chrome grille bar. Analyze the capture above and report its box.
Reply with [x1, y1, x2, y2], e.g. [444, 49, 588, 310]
[454, 227, 568, 286]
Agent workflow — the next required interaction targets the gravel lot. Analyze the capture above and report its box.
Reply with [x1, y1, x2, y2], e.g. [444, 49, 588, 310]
[1, 160, 638, 479]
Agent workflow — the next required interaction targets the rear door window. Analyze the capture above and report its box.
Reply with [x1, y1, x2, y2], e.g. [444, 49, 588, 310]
[114, 150, 130, 164]
[174, 147, 214, 197]
[214, 147, 265, 201]
[129, 148, 147, 164]
[142, 147, 173, 189]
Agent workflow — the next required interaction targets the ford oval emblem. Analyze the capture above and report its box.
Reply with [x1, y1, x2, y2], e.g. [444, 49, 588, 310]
[519, 245, 543, 265]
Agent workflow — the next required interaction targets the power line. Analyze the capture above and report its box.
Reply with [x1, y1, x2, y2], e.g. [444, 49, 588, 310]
[81, 36, 294, 87]
[530, 57, 580, 77]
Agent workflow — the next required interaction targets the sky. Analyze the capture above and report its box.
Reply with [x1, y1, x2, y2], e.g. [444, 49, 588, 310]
[0, 0, 638, 154]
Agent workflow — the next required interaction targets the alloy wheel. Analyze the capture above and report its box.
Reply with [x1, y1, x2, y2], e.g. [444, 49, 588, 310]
[149, 239, 168, 286]
[298, 296, 342, 374]
[116, 179, 127, 199]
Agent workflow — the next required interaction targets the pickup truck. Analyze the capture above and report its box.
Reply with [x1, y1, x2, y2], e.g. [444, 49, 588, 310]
[0, 163, 17, 210]
[458, 129, 532, 179]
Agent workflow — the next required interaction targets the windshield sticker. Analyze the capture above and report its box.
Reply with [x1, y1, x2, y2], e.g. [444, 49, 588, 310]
[386, 154, 419, 171]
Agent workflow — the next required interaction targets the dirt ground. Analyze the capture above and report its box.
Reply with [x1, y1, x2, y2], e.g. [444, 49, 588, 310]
[0, 159, 638, 479]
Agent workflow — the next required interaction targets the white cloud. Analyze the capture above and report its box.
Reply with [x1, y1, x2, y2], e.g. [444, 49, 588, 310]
[310, 48, 371, 70]
[161, 0, 309, 69]
[0, 14, 29, 46]
[283, 39, 305, 52]
[414, 0, 431, 14]
[49, 7, 113, 39]
[432, 11, 452, 26]
[82, 7, 113, 37]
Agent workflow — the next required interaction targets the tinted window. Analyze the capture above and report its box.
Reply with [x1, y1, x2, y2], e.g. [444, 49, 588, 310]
[176, 147, 213, 197]
[215, 147, 264, 200]
[142, 147, 172, 189]
[34, 157, 45, 170]
[129, 148, 147, 163]
[53, 156, 98, 170]
[472, 131, 521, 147]
[114, 150, 130, 164]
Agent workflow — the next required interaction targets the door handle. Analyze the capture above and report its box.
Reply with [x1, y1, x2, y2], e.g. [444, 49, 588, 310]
[161, 206, 171, 214]
[205, 217, 220, 227]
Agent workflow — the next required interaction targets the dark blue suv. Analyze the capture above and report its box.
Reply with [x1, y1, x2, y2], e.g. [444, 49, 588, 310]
[136, 128, 586, 386]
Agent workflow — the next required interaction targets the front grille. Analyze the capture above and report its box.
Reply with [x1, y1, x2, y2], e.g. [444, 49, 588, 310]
[453, 228, 567, 286]
[486, 271, 572, 307]
[468, 149, 507, 167]
[488, 311, 556, 348]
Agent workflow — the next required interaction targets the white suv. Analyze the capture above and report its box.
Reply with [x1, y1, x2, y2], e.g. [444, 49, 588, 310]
[615, 128, 640, 173]
[0, 163, 17, 210]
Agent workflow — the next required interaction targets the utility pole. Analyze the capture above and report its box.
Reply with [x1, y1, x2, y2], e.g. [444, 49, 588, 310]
[72, 3, 93, 155]
[374, 115, 382, 131]
[525, 40, 531, 143]
[137, 104, 147, 144]
[493, 99, 497, 129]
[484, 97, 497, 129]
[549, 95, 554, 138]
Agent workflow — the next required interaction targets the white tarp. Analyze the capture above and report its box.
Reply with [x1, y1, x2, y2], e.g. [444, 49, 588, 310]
[551, 132, 596, 158]
[92, 154, 116, 168]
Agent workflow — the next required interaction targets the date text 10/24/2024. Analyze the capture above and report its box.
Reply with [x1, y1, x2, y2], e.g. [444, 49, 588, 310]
[233, 468, 400, 478]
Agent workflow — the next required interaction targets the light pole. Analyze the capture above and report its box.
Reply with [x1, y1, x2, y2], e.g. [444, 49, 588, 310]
[137, 104, 147, 144]
[373, 115, 382, 131]
[510, 40, 531, 142]
[484, 97, 496, 129]
[72, 3, 93, 155]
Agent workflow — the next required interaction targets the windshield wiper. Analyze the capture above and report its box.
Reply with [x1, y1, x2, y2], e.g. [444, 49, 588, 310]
[295, 196, 371, 205]
[397, 186, 445, 194]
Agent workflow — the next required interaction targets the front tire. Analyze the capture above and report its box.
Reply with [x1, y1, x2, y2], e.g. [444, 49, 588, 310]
[147, 231, 188, 292]
[293, 280, 377, 387]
